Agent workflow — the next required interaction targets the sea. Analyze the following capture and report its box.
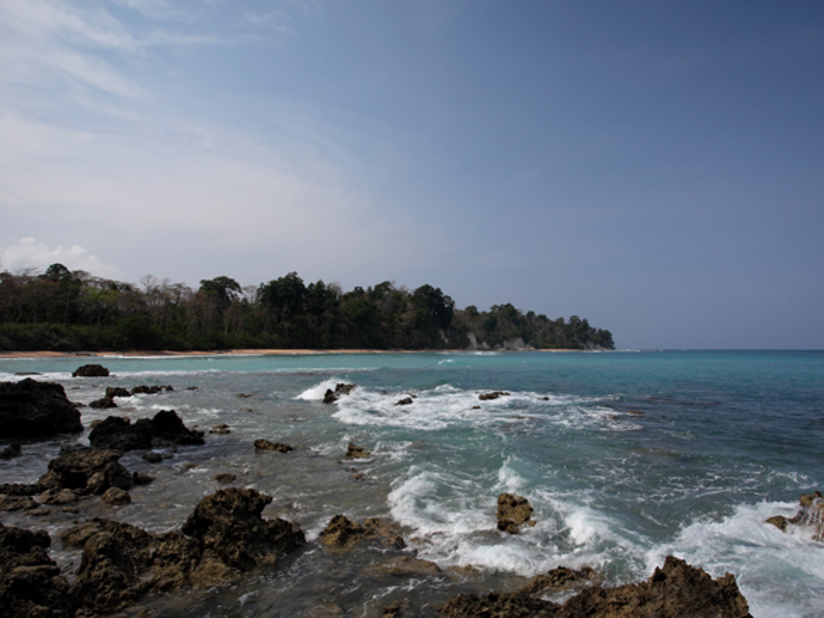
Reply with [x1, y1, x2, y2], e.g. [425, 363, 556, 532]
[1, 349, 823, 617]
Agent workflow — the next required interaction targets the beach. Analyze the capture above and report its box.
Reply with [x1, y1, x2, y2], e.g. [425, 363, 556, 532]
[2, 350, 823, 616]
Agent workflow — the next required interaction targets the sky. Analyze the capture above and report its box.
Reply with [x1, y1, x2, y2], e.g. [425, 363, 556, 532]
[1, 0, 823, 350]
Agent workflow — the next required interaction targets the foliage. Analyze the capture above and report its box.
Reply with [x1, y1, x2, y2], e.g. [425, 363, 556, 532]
[0, 265, 614, 352]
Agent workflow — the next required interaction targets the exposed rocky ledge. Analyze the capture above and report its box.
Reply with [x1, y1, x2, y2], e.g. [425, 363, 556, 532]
[0, 378, 83, 438]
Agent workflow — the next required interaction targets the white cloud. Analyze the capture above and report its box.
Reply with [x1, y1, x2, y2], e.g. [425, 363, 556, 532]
[0, 237, 126, 280]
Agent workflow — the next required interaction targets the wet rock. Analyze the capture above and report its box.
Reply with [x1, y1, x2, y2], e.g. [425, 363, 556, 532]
[0, 444, 21, 459]
[323, 383, 356, 404]
[363, 556, 442, 579]
[479, 391, 510, 401]
[254, 439, 293, 452]
[210, 423, 231, 434]
[439, 555, 751, 618]
[0, 521, 73, 618]
[516, 565, 601, 597]
[211, 473, 237, 484]
[0, 495, 38, 511]
[383, 599, 414, 617]
[36, 446, 133, 496]
[72, 364, 109, 377]
[346, 441, 371, 459]
[89, 395, 118, 408]
[89, 415, 153, 450]
[0, 378, 83, 439]
[182, 487, 306, 571]
[395, 397, 414, 406]
[37, 488, 77, 505]
[497, 492, 535, 533]
[131, 384, 173, 395]
[132, 471, 155, 486]
[151, 409, 205, 446]
[142, 451, 163, 463]
[101, 487, 131, 506]
[767, 490, 824, 540]
[319, 515, 405, 553]
[105, 386, 132, 398]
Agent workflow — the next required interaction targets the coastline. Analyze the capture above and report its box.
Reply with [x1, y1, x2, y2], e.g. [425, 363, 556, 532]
[0, 348, 582, 359]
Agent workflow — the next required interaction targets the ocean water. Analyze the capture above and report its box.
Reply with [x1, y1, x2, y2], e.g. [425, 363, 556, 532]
[1, 350, 823, 617]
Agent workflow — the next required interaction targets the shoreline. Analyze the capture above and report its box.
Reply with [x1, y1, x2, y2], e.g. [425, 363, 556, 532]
[0, 348, 583, 360]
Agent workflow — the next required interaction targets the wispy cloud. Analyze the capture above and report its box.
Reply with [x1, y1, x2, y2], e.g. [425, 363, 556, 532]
[0, 237, 125, 280]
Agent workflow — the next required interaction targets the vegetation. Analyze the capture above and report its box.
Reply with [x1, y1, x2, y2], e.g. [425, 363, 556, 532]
[0, 265, 614, 352]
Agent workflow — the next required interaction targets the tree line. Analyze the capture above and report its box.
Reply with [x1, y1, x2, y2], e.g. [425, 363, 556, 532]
[0, 264, 614, 352]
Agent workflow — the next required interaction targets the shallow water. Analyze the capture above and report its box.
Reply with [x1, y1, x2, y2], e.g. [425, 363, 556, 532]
[1, 350, 823, 616]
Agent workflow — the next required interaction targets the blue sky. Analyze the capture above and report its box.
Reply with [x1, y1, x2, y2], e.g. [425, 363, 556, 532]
[1, 1, 822, 349]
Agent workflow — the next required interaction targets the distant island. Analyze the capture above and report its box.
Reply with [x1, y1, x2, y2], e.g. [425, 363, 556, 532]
[0, 264, 614, 353]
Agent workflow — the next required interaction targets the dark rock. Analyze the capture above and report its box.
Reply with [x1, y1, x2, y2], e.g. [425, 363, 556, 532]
[89, 395, 117, 408]
[0, 495, 38, 511]
[181, 487, 305, 571]
[0, 521, 73, 618]
[72, 364, 109, 377]
[101, 487, 131, 506]
[254, 439, 293, 452]
[37, 488, 77, 505]
[479, 391, 510, 401]
[395, 397, 414, 406]
[346, 441, 371, 459]
[767, 490, 824, 540]
[151, 409, 205, 446]
[132, 471, 154, 485]
[497, 492, 535, 533]
[142, 451, 163, 463]
[36, 446, 132, 496]
[383, 599, 415, 617]
[89, 415, 153, 450]
[210, 423, 231, 434]
[105, 386, 131, 398]
[0, 443, 21, 459]
[363, 556, 442, 579]
[130, 384, 173, 395]
[211, 473, 237, 484]
[439, 555, 751, 618]
[0, 378, 83, 438]
[323, 383, 356, 404]
[516, 565, 601, 597]
[14, 371, 41, 376]
[319, 514, 365, 552]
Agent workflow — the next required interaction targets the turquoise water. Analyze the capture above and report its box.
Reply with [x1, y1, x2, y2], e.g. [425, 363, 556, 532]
[1, 350, 823, 616]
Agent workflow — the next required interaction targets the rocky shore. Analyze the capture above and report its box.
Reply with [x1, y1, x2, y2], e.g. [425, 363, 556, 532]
[0, 374, 762, 616]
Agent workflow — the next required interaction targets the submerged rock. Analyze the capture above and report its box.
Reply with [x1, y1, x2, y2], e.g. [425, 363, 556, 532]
[254, 439, 293, 452]
[479, 391, 510, 401]
[131, 384, 173, 395]
[72, 364, 109, 377]
[0, 378, 83, 439]
[497, 492, 535, 533]
[440, 556, 750, 617]
[89, 395, 118, 409]
[105, 386, 132, 398]
[346, 442, 371, 459]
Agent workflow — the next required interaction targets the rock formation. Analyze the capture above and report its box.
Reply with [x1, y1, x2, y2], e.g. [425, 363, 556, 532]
[72, 364, 109, 377]
[0, 378, 83, 438]
[88, 410, 204, 450]
[323, 383, 356, 404]
[497, 492, 535, 533]
[767, 490, 824, 541]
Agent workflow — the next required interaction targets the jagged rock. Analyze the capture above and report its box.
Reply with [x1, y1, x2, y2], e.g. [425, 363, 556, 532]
[395, 397, 414, 406]
[0, 522, 73, 618]
[254, 439, 293, 452]
[181, 487, 306, 571]
[439, 556, 751, 618]
[479, 391, 510, 401]
[105, 386, 132, 398]
[89, 395, 118, 408]
[36, 446, 132, 496]
[151, 409, 205, 446]
[0, 495, 38, 511]
[0, 378, 83, 439]
[0, 444, 21, 460]
[38, 488, 77, 505]
[319, 515, 405, 553]
[346, 442, 371, 459]
[101, 487, 131, 506]
[131, 385, 173, 395]
[383, 599, 414, 617]
[497, 493, 535, 533]
[323, 383, 357, 404]
[72, 364, 109, 377]
[516, 565, 601, 597]
[89, 415, 153, 450]
[767, 490, 824, 540]
[211, 473, 237, 484]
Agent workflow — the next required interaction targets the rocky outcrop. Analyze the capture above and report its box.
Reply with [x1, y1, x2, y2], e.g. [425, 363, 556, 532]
[479, 391, 510, 401]
[64, 487, 306, 614]
[72, 364, 109, 377]
[130, 384, 173, 395]
[346, 442, 371, 459]
[88, 410, 204, 451]
[767, 490, 824, 541]
[323, 383, 356, 404]
[497, 492, 535, 533]
[0, 378, 83, 439]
[0, 522, 73, 618]
[319, 515, 405, 553]
[37, 446, 133, 497]
[254, 439, 293, 452]
[439, 556, 750, 617]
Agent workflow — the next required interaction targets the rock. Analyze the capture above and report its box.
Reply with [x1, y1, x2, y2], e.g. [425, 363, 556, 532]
[132, 471, 154, 486]
[0, 444, 21, 459]
[89, 415, 153, 450]
[36, 446, 133, 496]
[479, 391, 510, 401]
[210, 423, 231, 434]
[72, 364, 109, 377]
[0, 495, 38, 511]
[497, 493, 535, 533]
[101, 487, 131, 506]
[395, 397, 414, 406]
[439, 555, 751, 618]
[363, 556, 442, 579]
[131, 384, 173, 395]
[37, 488, 77, 505]
[0, 522, 73, 618]
[105, 386, 132, 398]
[0, 378, 83, 439]
[767, 490, 824, 540]
[211, 473, 237, 484]
[516, 565, 601, 597]
[323, 383, 356, 404]
[346, 441, 371, 459]
[89, 396, 118, 408]
[254, 439, 293, 452]
[319, 514, 365, 552]
[383, 599, 414, 617]
[151, 409, 205, 446]
[182, 487, 306, 571]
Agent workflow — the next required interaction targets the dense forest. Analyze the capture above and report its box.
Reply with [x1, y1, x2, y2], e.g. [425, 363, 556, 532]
[0, 264, 614, 352]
